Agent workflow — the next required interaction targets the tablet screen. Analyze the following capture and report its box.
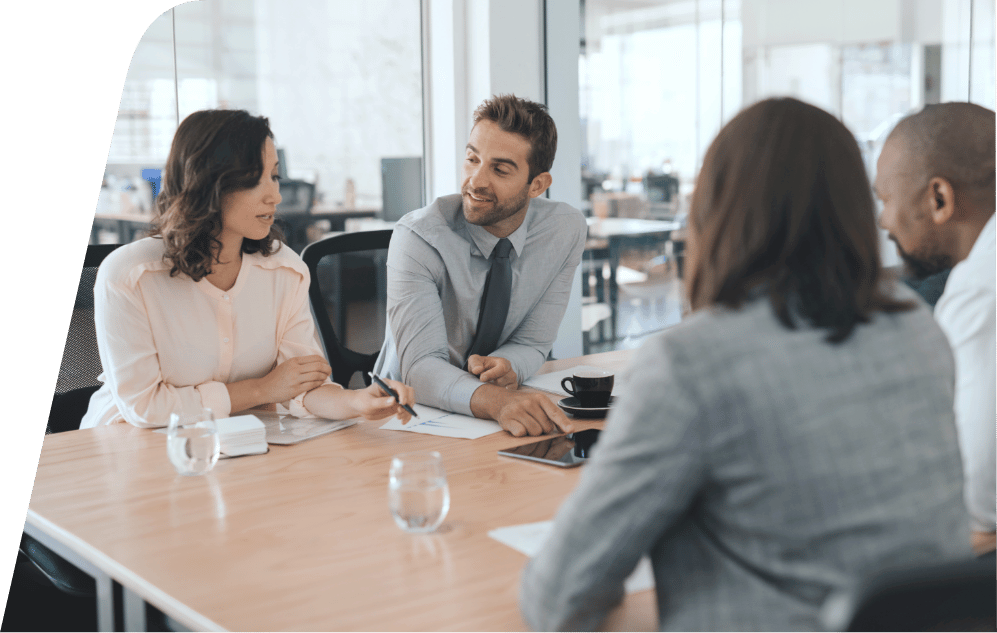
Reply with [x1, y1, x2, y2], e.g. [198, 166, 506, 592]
[497, 429, 601, 468]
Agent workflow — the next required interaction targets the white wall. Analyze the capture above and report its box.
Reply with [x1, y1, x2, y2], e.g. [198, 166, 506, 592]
[940, 0, 995, 107]
[426, 0, 546, 198]
[742, 0, 902, 48]
[547, 0, 585, 360]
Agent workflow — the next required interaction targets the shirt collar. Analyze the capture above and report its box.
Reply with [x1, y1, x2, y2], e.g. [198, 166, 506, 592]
[967, 212, 996, 263]
[462, 199, 532, 259]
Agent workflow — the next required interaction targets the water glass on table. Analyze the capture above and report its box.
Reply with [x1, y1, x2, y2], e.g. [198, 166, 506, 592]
[388, 451, 450, 533]
[167, 409, 220, 476]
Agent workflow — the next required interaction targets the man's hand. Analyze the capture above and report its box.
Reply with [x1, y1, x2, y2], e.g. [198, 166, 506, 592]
[467, 354, 519, 389]
[470, 384, 574, 437]
[971, 530, 996, 555]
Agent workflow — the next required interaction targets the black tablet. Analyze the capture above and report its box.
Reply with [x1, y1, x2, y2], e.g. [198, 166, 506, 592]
[497, 429, 601, 468]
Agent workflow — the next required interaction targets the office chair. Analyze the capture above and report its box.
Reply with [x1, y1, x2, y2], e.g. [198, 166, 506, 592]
[300, 230, 393, 389]
[277, 179, 316, 213]
[6, 244, 123, 630]
[46, 244, 121, 434]
[822, 555, 997, 631]
[275, 180, 318, 252]
[643, 172, 679, 205]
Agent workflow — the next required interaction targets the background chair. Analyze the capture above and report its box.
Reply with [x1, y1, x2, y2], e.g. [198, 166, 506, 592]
[301, 230, 393, 389]
[822, 555, 997, 631]
[46, 244, 122, 434]
[275, 180, 318, 252]
[277, 179, 316, 213]
[643, 172, 680, 220]
[5, 244, 123, 631]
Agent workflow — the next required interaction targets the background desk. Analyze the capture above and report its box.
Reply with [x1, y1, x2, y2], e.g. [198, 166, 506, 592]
[25, 350, 655, 631]
[585, 218, 682, 342]
[276, 207, 379, 252]
[91, 213, 153, 244]
[90, 209, 380, 253]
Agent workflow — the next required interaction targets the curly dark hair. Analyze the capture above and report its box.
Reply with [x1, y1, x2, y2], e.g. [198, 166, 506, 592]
[472, 94, 557, 183]
[149, 109, 284, 281]
[687, 98, 914, 343]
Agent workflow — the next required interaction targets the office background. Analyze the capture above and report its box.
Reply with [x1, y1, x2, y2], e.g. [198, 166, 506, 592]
[95, 0, 997, 358]
[4, 0, 995, 603]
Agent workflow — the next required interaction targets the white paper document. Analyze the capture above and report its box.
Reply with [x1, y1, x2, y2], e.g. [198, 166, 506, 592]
[488, 520, 654, 594]
[523, 365, 625, 398]
[379, 404, 503, 439]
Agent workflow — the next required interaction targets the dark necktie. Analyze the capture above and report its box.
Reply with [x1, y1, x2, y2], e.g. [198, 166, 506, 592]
[464, 238, 513, 365]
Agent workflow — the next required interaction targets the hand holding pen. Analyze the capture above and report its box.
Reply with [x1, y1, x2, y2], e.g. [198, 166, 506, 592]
[368, 373, 419, 424]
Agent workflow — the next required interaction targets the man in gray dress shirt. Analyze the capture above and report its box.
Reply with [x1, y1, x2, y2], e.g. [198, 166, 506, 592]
[374, 95, 587, 437]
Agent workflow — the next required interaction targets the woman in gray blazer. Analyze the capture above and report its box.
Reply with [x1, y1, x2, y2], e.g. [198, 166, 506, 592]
[519, 98, 971, 631]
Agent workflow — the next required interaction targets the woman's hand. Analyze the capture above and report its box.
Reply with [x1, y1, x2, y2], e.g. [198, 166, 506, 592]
[260, 355, 331, 404]
[352, 378, 416, 423]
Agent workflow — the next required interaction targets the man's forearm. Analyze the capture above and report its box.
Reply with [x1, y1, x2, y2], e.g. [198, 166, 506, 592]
[407, 356, 483, 416]
[469, 382, 511, 421]
[493, 342, 548, 385]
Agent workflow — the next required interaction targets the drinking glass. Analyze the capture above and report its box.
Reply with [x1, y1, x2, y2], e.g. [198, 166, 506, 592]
[388, 451, 450, 533]
[167, 409, 220, 476]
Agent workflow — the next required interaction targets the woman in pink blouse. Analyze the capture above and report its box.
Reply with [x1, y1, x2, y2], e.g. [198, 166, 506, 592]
[81, 109, 414, 429]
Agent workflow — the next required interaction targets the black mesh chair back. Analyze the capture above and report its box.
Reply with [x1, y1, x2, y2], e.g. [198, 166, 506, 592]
[275, 180, 318, 253]
[47, 244, 122, 434]
[300, 230, 393, 389]
[823, 555, 997, 631]
[643, 172, 679, 203]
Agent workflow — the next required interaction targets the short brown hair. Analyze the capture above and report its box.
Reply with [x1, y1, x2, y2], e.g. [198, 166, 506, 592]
[687, 97, 913, 343]
[472, 94, 557, 182]
[149, 109, 283, 281]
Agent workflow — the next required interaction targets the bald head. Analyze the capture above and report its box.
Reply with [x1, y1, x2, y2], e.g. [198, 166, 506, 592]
[886, 102, 996, 212]
[876, 103, 995, 275]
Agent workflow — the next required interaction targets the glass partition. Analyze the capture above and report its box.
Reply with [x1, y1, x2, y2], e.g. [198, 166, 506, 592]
[577, 0, 995, 352]
[94, 0, 425, 250]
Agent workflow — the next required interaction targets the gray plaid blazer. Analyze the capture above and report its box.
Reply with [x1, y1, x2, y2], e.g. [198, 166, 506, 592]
[520, 285, 971, 631]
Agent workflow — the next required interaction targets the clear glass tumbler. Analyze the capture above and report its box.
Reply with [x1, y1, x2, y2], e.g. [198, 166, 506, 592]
[167, 409, 220, 476]
[388, 451, 450, 533]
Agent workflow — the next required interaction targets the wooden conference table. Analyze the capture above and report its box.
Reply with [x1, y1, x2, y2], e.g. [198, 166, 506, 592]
[25, 350, 657, 631]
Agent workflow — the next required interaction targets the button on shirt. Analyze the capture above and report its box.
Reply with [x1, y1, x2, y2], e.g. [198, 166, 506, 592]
[374, 194, 587, 415]
[80, 238, 336, 429]
[934, 212, 997, 532]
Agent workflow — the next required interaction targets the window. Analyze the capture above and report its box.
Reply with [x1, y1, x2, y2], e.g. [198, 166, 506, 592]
[95, 0, 425, 249]
[575, 0, 995, 351]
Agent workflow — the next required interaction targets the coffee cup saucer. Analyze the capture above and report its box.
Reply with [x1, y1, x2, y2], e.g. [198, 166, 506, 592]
[557, 396, 616, 419]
